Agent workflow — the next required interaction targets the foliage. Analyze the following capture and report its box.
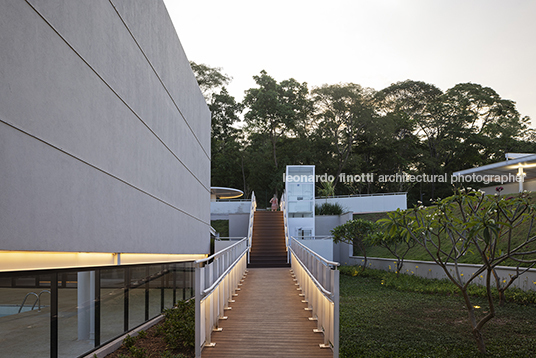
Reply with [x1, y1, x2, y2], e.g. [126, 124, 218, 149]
[339, 271, 536, 358]
[317, 180, 335, 197]
[123, 334, 137, 349]
[332, 219, 375, 266]
[243, 70, 313, 171]
[189, 62, 535, 206]
[339, 266, 536, 304]
[159, 300, 195, 350]
[312, 83, 375, 188]
[210, 220, 229, 237]
[315, 202, 344, 216]
[380, 189, 536, 354]
[160, 352, 189, 358]
[366, 228, 416, 274]
[189, 61, 231, 99]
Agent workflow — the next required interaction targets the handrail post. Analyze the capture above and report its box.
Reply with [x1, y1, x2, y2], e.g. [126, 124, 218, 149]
[333, 268, 340, 358]
[195, 263, 202, 358]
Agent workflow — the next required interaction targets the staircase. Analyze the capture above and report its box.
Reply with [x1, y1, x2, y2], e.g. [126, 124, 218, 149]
[248, 211, 290, 268]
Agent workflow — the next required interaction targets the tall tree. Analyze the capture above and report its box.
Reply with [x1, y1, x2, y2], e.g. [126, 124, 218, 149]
[190, 61, 231, 100]
[209, 88, 245, 190]
[312, 83, 375, 188]
[190, 62, 245, 191]
[379, 80, 444, 199]
[243, 71, 312, 171]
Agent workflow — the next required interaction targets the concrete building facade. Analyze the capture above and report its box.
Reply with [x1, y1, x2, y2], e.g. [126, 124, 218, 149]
[0, 0, 211, 269]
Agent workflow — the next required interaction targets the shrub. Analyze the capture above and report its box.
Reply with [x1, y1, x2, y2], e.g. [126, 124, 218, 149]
[315, 202, 344, 215]
[160, 300, 195, 350]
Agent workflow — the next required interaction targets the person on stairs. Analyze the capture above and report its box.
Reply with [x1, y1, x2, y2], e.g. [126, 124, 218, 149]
[270, 194, 278, 211]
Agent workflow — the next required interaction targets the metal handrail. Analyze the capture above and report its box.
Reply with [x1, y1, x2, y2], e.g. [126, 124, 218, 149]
[18, 292, 38, 313]
[315, 192, 407, 199]
[289, 245, 334, 297]
[289, 237, 340, 356]
[291, 236, 340, 268]
[280, 191, 290, 263]
[201, 248, 248, 296]
[195, 237, 248, 265]
[214, 237, 245, 241]
[195, 236, 249, 357]
[247, 192, 256, 264]
[38, 290, 51, 311]
[293, 235, 333, 240]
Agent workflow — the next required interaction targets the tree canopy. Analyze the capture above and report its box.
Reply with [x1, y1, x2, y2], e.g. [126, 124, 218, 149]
[190, 62, 535, 207]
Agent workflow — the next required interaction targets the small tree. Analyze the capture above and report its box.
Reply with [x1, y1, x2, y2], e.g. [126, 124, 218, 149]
[381, 189, 536, 354]
[331, 219, 375, 267]
[366, 229, 416, 275]
[318, 180, 335, 198]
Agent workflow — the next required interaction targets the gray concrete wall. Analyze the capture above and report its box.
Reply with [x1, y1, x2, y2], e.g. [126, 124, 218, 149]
[313, 212, 353, 263]
[0, 0, 210, 255]
[347, 256, 536, 292]
[229, 213, 249, 238]
[320, 193, 407, 213]
[315, 215, 340, 236]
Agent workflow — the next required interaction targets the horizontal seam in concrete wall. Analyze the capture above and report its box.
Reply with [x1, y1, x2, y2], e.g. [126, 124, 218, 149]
[0, 119, 210, 227]
[24, 0, 210, 194]
[108, 0, 210, 161]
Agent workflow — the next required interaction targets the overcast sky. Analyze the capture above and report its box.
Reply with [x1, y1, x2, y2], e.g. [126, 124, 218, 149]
[164, 0, 536, 125]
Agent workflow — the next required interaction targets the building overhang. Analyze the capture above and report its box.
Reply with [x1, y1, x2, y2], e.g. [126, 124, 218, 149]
[210, 187, 244, 200]
[452, 153, 536, 192]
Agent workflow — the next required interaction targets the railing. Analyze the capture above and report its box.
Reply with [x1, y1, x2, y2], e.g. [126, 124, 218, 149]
[215, 198, 252, 202]
[280, 191, 290, 263]
[247, 191, 256, 264]
[214, 237, 245, 241]
[289, 238, 340, 357]
[195, 237, 249, 357]
[18, 292, 39, 313]
[293, 235, 332, 240]
[315, 192, 406, 199]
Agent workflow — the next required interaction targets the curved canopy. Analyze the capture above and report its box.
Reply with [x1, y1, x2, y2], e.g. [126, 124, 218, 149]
[210, 187, 244, 200]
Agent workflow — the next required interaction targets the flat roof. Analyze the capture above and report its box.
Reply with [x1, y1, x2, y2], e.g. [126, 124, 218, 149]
[453, 153, 536, 180]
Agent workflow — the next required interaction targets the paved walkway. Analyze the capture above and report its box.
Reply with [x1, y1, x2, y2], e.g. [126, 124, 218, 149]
[201, 268, 333, 358]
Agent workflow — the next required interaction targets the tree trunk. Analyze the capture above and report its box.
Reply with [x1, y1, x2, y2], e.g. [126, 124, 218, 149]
[471, 327, 487, 355]
[461, 289, 487, 354]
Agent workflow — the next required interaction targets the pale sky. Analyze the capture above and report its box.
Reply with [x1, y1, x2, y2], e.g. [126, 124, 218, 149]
[164, 0, 536, 125]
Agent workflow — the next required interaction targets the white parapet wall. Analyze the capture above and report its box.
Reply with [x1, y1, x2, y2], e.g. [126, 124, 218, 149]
[210, 201, 252, 219]
[347, 256, 536, 292]
[317, 193, 407, 214]
[296, 238, 334, 262]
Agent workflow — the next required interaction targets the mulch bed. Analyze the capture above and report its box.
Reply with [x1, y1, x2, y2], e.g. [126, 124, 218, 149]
[104, 323, 194, 358]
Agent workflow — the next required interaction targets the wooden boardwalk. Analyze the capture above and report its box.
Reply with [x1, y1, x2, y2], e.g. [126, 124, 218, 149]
[201, 268, 333, 358]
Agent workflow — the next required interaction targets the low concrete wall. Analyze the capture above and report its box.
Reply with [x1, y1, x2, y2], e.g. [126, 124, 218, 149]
[319, 194, 407, 214]
[210, 201, 251, 218]
[315, 215, 340, 236]
[347, 256, 536, 291]
[214, 239, 242, 253]
[229, 213, 249, 238]
[298, 239, 334, 261]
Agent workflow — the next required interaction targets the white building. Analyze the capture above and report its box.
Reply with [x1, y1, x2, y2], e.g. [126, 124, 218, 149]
[0, 0, 211, 271]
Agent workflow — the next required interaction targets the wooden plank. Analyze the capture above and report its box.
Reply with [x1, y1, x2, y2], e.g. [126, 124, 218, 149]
[202, 268, 333, 358]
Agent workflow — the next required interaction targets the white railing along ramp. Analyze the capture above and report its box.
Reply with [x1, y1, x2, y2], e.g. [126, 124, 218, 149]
[195, 192, 255, 357]
[280, 191, 290, 262]
[247, 192, 256, 264]
[289, 237, 340, 357]
[195, 238, 248, 357]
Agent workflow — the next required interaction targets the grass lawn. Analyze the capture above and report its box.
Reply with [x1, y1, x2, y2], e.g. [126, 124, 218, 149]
[340, 272, 536, 357]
